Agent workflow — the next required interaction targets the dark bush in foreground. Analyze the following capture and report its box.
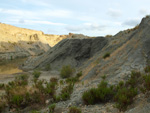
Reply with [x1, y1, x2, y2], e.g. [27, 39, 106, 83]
[82, 80, 114, 105]
[49, 103, 56, 113]
[82, 71, 140, 111]
[68, 106, 82, 113]
[32, 70, 41, 79]
[114, 87, 137, 111]
[60, 65, 74, 78]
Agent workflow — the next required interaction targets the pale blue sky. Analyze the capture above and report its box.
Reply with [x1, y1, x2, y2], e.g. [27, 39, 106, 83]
[0, 0, 149, 36]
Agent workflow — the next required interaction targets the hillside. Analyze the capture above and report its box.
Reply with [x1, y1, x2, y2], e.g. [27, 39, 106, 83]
[0, 23, 68, 60]
[19, 16, 150, 112]
[1, 16, 150, 113]
[22, 16, 149, 77]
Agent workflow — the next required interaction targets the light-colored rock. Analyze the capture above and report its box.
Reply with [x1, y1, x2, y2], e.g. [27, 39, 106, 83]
[0, 23, 68, 60]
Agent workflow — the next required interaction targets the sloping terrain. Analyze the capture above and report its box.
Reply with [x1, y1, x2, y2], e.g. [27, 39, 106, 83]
[22, 16, 150, 78]
[22, 37, 107, 71]
[19, 16, 150, 113]
[1, 16, 150, 113]
[0, 23, 68, 60]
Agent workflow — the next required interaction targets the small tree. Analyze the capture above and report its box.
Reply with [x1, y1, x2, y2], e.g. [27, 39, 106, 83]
[60, 65, 73, 78]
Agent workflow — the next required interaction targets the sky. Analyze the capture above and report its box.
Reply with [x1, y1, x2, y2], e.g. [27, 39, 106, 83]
[0, 0, 150, 36]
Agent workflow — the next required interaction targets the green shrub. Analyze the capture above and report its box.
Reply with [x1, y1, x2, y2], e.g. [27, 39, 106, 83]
[34, 79, 57, 98]
[34, 79, 45, 93]
[60, 83, 74, 101]
[66, 77, 79, 84]
[82, 80, 114, 105]
[126, 71, 141, 88]
[6, 75, 29, 88]
[11, 95, 24, 107]
[30, 110, 40, 113]
[144, 65, 150, 73]
[103, 53, 110, 59]
[0, 83, 5, 90]
[60, 65, 74, 78]
[68, 106, 82, 113]
[118, 81, 124, 87]
[32, 70, 41, 79]
[18, 74, 29, 81]
[53, 95, 61, 102]
[97, 81, 114, 102]
[45, 82, 57, 97]
[101, 75, 106, 80]
[0, 99, 6, 112]
[143, 74, 150, 90]
[59, 80, 64, 86]
[49, 103, 56, 113]
[114, 87, 137, 111]
[82, 88, 98, 105]
[15, 74, 29, 86]
[76, 71, 82, 78]
[139, 87, 147, 94]
[50, 77, 58, 84]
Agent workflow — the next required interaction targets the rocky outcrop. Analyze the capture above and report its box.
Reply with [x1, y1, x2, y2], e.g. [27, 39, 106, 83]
[22, 37, 107, 70]
[80, 16, 150, 82]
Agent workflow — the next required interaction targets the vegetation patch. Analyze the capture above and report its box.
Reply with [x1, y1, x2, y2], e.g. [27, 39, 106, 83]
[103, 52, 110, 59]
[82, 80, 114, 105]
[68, 106, 82, 113]
[82, 70, 145, 111]
[32, 70, 41, 79]
[60, 65, 74, 78]
[49, 103, 56, 113]
[144, 65, 150, 73]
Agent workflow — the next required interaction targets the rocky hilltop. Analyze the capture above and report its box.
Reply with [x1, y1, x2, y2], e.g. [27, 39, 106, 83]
[22, 37, 107, 71]
[0, 23, 68, 60]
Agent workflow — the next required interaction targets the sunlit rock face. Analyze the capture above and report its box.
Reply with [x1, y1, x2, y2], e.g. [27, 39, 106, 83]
[0, 23, 68, 60]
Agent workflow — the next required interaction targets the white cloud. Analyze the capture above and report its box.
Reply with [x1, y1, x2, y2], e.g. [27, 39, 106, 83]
[40, 9, 72, 18]
[122, 18, 141, 26]
[139, 8, 149, 16]
[0, 9, 39, 20]
[107, 8, 122, 18]
[0, 8, 72, 19]
[65, 26, 83, 32]
[25, 20, 66, 26]
[5, 19, 66, 26]
[21, 0, 49, 6]
[65, 23, 106, 32]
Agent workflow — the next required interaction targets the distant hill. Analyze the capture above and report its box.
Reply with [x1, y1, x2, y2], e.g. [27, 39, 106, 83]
[0, 23, 68, 60]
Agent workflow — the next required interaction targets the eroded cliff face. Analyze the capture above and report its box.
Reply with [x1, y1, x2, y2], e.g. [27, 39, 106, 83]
[0, 23, 67, 60]
[22, 37, 108, 71]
